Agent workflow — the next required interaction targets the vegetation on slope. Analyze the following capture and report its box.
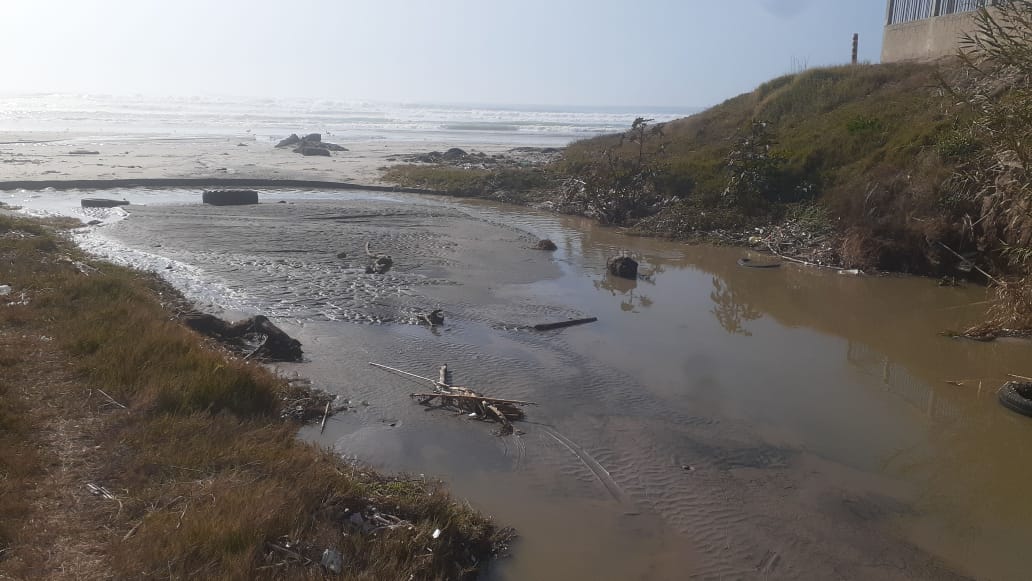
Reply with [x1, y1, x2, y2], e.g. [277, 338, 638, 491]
[0, 214, 508, 580]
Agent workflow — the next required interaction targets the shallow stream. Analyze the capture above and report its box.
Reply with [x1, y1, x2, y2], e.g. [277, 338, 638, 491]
[12, 188, 1032, 580]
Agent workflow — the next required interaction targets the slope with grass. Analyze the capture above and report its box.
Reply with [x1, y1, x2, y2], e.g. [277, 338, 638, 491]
[561, 61, 980, 273]
[384, 61, 984, 274]
[0, 214, 508, 580]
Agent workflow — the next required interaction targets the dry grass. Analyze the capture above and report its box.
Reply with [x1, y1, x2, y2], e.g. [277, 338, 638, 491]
[0, 339, 40, 560]
[0, 214, 508, 580]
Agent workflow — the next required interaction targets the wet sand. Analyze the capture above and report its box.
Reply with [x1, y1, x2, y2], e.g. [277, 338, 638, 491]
[0, 131, 509, 186]
[10, 187, 1032, 580]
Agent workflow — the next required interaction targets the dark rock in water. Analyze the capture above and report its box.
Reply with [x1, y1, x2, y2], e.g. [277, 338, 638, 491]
[607, 256, 638, 279]
[535, 239, 558, 251]
[275, 134, 301, 148]
[69, 149, 100, 155]
[277, 200, 287, 204]
[365, 255, 393, 274]
[183, 313, 303, 362]
[296, 146, 331, 157]
[336, 251, 348, 259]
[86, 219, 103, 226]
[442, 147, 467, 160]
[322, 143, 348, 152]
[202, 190, 259, 206]
[418, 309, 445, 326]
[302, 133, 322, 143]
[81, 198, 129, 208]
[236, 142, 248, 147]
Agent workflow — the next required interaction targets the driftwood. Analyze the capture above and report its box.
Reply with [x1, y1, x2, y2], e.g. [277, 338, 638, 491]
[183, 313, 302, 362]
[370, 362, 534, 435]
[409, 393, 537, 406]
[319, 402, 331, 433]
[532, 317, 597, 331]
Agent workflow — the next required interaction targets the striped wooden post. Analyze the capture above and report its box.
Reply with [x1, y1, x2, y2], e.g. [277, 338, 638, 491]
[852, 33, 859, 64]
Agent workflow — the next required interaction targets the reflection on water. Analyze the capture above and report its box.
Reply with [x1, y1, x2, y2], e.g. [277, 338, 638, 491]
[21, 188, 1032, 581]
[710, 276, 763, 336]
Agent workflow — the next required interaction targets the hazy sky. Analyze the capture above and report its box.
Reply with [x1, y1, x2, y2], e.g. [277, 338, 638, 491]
[1, 0, 885, 107]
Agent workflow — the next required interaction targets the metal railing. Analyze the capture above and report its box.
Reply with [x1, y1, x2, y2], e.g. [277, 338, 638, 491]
[886, 0, 1004, 25]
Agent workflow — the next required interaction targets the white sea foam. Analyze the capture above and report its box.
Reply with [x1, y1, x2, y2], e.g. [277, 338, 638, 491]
[11, 189, 253, 314]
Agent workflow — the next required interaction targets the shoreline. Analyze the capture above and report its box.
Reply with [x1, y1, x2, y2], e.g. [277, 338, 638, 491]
[0, 177, 438, 193]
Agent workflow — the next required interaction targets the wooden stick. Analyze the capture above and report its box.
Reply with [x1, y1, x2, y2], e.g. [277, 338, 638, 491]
[937, 242, 1001, 285]
[1008, 373, 1032, 382]
[766, 242, 845, 271]
[439, 364, 448, 386]
[533, 317, 598, 331]
[319, 402, 331, 433]
[486, 403, 514, 434]
[410, 393, 537, 406]
[369, 362, 439, 385]
[243, 335, 268, 360]
[97, 389, 127, 409]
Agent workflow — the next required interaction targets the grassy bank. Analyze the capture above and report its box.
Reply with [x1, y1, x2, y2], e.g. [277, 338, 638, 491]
[382, 60, 992, 272]
[0, 214, 508, 579]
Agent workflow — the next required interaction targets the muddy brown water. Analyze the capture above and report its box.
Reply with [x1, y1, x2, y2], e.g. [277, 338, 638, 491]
[92, 191, 1032, 580]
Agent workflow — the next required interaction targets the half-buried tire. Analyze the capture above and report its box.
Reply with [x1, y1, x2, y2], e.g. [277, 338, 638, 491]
[202, 190, 259, 206]
[81, 198, 129, 208]
[998, 382, 1032, 417]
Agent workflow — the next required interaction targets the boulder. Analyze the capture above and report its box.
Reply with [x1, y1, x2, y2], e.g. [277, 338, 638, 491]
[183, 313, 302, 362]
[302, 133, 322, 143]
[442, 147, 467, 160]
[535, 239, 558, 251]
[607, 256, 638, 279]
[296, 146, 331, 157]
[322, 143, 349, 152]
[275, 134, 301, 148]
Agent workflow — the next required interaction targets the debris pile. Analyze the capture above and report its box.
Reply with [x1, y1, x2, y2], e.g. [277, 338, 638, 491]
[393, 146, 562, 169]
[279, 377, 347, 424]
[369, 362, 535, 436]
[749, 219, 843, 269]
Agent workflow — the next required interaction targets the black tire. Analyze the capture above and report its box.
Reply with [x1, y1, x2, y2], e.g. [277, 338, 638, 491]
[738, 258, 781, 269]
[202, 190, 259, 206]
[998, 382, 1032, 417]
[81, 198, 129, 208]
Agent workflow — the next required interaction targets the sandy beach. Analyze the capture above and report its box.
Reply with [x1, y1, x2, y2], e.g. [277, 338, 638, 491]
[0, 132, 515, 187]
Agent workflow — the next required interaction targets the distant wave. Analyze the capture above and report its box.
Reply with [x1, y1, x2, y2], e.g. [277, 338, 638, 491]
[0, 94, 700, 146]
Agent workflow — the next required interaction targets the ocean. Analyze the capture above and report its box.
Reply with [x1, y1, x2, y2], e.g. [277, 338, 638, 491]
[0, 93, 698, 146]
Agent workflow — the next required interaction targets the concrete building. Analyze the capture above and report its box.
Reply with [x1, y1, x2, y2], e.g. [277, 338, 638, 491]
[882, 0, 1002, 62]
